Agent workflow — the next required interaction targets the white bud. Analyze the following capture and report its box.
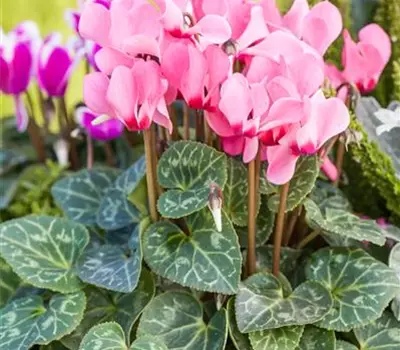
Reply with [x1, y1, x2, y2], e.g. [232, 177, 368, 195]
[208, 184, 223, 232]
[53, 139, 70, 167]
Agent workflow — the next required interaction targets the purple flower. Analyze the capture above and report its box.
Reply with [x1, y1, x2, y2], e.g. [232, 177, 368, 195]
[76, 107, 124, 141]
[0, 21, 41, 131]
[37, 33, 83, 97]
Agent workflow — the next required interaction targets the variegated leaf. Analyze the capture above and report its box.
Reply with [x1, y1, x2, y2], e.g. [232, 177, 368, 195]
[157, 141, 227, 218]
[304, 199, 386, 246]
[143, 209, 241, 294]
[52, 168, 121, 225]
[0, 291, 86, 350]
[306, 248, 400, 331]
[235, 272, 332, 333]
[79, 322, 126, 350]
[389, 243, 400, 320]
[227, 298, 251, 350]
[0, 257, 20, 307]
[0, 216, 89, 293]
[296, 326, 335, 350]
[137, 292, 228, 350]
[249, 326, 304, 350]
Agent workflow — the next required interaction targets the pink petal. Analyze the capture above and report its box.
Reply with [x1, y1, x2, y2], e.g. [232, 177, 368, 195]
[243, 137, 259, 163]
[250, 80, 270, 117]
[95, 47, 134, 75]
[262, 98, 304, 131]
[267, 76, 299, 102]
[122, 35, 161, 59]
[107, 66, 138, 128]
[283, 0, 309, 38]
[189, 14, 232, 44]
[108, 0, 136, 48]
[161, 42, 189, 91]
[303, 1, 342, 55]
[222, 136, 245, 156]
[260, 0, 282, 28]
[84, 72, 113, 116]
[162, 0, 184, 35]
[205, 109, 234, 137]
[246, 56, 282, 84]
[325, 63, 344, 89]
[14, 94, 29, 132]
[236, 6, 269, 51]
[79, 2, 111, 47]
[219, 73, 252, 133]
[359, 24, 391, 65]
[321, 157, 338, 182]
[153, 97, 173, 133]
[266, 144, 299, 185]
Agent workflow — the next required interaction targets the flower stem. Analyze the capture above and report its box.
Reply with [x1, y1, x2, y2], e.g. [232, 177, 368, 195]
[247, 157, 257, 276]
[204, 115, 212, 146]
[297, 229, 322, 249]
[104, 143, 116, 167]
[283, 206, 302, 246]
[334, 140, 345, 186]
[195, 109, 204, 142]
[183, 102, 190, 140]
[144, 127, 159, 222]
[272, 182, 290, 277]
[86, 134, 93, 169]
[168, 105, 179, 141]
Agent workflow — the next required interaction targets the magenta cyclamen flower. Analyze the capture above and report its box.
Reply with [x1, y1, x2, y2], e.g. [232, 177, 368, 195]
[0, 21, 41, 131]
[76, 106, 124, 141]
[37, 33, 83, 97]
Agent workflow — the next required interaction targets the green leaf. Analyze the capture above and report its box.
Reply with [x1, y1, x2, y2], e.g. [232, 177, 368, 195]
[304, 199, 386, 246]
[97, 157, 146, 230]
[267, 156, 319, 212]
[0, 216, 89, 293]
[237, 198, 274, 248]
[61, 268, 155, 349]
[0, 257, 20, 307]
[52, 168, 121, 225]
[354, 312, 400, 350]
[389, 243, 400, 320]
[309, 181, 352, 211]
[235, 272, 332, 333]
[296, 326, 335, 350]
[249, 326, 304, 350]
[227, 298, 251, 350]
[137, 292, 228, 350]
[157, 141, 227, 218]
[79, 322, 127, 350]
[306, 248, 400, 331]
[77, 226, 141, 293]
[143, 208, 241, 294]
[251, 245, 303, 277]
[335, 340, 358, 350]
[223, 158, 257, 226]
[40, 341, 70, 350]
[130, 336, 168, 350]
[0, 291, 86, 350]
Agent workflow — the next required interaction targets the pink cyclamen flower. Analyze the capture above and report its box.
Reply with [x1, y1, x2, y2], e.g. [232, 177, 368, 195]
[38, 33, 83, 97]
[75, 106, 124, 141]
[266, 91, 350, 185]
[326, 24, 391, 94]
[0, 21, 41, 131]
[84, 59, 172, 132]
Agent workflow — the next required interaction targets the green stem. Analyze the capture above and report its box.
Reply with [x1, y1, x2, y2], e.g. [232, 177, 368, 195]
[297, 229, 322, 249]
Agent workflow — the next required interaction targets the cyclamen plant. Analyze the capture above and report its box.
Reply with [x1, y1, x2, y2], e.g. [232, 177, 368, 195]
[1, 1, 400, 350]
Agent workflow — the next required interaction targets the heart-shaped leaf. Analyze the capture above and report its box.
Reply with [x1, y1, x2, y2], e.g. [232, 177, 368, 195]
[235, 272, 332, 333]
[237, 197, 274, 247]
[389, 243, 400, 320]
[224, 158, 259, 226]
[309, 181, 352, 211]
[306, 248, 400, 331]
[157, 141, 227, 218]
[267, 156, 319, 212]
[137, 292, 228, 350]
[335, 341, 358, 350]
[0, 216, 89, 293]
[130, 336, 168, 350]
[77, 226, 141, 293]
[143, 209, 241, 294]
[52, 168, 121, 225]
[353, 312, 400, 350]
[296, 326, 335, 350]
[249, 326, 304, 350]
[97, 157, 146, 230]
[0, 291, 86, 350]
[79, 322, 127, 350]
[61, 268, 155, 349]
[304, 199, 386, 246]
[0, 257, 20, 307]
[227, 298, 251, 350]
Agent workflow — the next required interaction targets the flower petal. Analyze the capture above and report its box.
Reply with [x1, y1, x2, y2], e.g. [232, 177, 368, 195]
[266, 143, 299, 185]
[95, 47, 134, 75]
[79, 2, 111, 47]
[84, 72, 114, 116]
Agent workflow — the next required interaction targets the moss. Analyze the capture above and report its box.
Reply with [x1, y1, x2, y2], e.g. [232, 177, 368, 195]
[393, 59, 400, 101]
[344, 116, 400, 225]
[373, 0, 400, 105]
